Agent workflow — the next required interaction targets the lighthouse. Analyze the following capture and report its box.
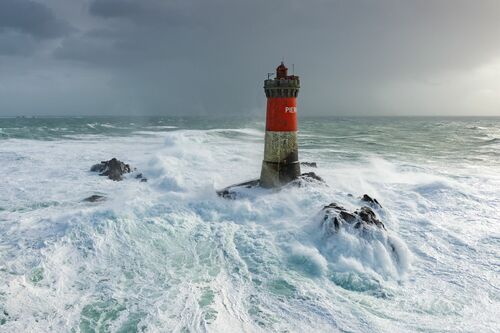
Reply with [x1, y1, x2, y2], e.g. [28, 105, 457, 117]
[260, 62, 301, 188]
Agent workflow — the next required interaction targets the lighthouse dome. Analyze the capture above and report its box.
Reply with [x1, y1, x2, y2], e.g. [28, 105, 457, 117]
[276, 62, 288, 78]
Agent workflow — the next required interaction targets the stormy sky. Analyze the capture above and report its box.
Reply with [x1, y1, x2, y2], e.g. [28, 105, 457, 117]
[0, 0, 499, 117]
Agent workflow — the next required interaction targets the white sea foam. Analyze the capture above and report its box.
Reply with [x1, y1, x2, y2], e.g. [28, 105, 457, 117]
[0, 121, 499, 332]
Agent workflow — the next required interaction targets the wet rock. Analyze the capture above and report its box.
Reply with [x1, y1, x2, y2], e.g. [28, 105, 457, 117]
[217, 189, 237, 200]
[356, 207, 385, 229]
[321, 203, 385, 234]
[301, 172, 323, 182]
[90, 163, 105, 172]
[217, 179, 260, 199]
[0, 309, 8, 326]
[301, 162, 318, 168]
[360, 194, 382, 208]
[218, 172, 326, 199]
[290, 172, 326, 187]
[83, 195, 106, 202]
[90, 158, 131, 181]
[136, 173, 148, 182]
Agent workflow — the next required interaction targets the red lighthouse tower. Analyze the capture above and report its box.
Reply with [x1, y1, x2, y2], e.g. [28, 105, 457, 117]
[260, 62, 301, 188]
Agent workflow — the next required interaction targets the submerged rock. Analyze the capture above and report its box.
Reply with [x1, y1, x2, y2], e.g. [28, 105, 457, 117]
[360, 194, 382, 208]
[301, 162, 318, 168]
[83, 194, 106, 202]
[90, 158, 131, 181]
[135, 173, 148, 182]
[217, 179, 260, 199]
[289, 172, 326, 187]
[217, 172, 327, 199]
[300, 172, 323, 182]
[321, 203, 385, 234]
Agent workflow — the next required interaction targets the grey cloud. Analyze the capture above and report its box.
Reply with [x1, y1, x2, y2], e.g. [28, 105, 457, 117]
[1, 0, 500, 116]
[0, 31, 37, 56]
[67, 0, 500, 76]
[89, 0, 192, 27]
[90, 0, 160, 19]
[0, 0, 73, 39]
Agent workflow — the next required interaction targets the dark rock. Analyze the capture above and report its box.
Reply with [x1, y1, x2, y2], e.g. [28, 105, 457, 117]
[217, 189, 236, 200]
[218, 172, 326, 199]
[90, 158, 131, 181]
[339, 210, 357, 223]
[301, 162, 318, 168]
[135, 173, 148, 182]
[290, 172, 326, 187]
[356, 207, 385, 229]
[90, 163, 105, 172]
[217, 179, 260, 199]
[217, 170, 326, 199]
[360, 194, 382, 208]
[301, 172, 323, 182]
[83, 195, 106, 203]
[321, 203, 386, 235]
[323, 202, 345, 211]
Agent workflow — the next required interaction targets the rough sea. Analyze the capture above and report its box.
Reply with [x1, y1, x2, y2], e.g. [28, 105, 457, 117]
[0, 116, 499, 332]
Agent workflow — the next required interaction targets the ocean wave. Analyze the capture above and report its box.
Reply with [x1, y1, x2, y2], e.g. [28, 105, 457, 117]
[481, 137, 500, 145]
[1, 121, 499, 332]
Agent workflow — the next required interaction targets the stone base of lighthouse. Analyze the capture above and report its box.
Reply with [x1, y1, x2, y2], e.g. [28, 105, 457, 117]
[260, 131, 301, 188]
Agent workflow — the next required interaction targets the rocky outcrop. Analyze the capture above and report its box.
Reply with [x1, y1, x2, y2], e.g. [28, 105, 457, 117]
[301, 162, 318, 168]
[360, 194, 382, 208]
[318, 202, 410, 288]
[217, 179, 260, 199]
[288, 172, 326, 187]
[90, 158, 132, 181]
[83, 194, 106, 202]
[135, 173, 148, 182]
[300, 172, 323, 182]
[217, 172, 327, 199]
[321, 203, 385, 234]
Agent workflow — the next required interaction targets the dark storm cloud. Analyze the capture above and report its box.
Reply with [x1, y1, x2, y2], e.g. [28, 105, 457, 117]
[89, 0, 190, 26]
[0, 31, 37, 56]
[0, 0, 499, 116]
[0, 0, 72, 39]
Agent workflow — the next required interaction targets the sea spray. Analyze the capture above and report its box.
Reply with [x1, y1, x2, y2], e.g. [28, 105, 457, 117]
[0, 117, 498, 332]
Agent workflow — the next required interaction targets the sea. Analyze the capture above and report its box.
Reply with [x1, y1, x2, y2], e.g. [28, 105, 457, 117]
[0, 116, 499, 332]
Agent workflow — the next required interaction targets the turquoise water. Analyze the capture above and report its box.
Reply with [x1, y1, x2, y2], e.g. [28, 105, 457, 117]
[0, 116, 499, 332]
